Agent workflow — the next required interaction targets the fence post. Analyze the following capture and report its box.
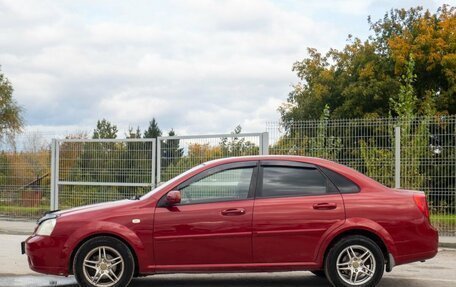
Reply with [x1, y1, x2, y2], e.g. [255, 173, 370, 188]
[50, 139, 59, 210]
[151, 139, 156, 188]
[157, 138, 161, 184]
[260, 132, 269, 155]
[394, 126, 401, 189]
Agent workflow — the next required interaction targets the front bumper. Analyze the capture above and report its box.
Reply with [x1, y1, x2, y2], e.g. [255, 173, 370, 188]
[23, 235, 68, 276]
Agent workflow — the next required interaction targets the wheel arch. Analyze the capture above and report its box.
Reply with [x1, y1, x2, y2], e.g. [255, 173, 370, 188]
[323, 229, 389, 264]
[317, 218, 398, 267]
[68, 233, 140, 277]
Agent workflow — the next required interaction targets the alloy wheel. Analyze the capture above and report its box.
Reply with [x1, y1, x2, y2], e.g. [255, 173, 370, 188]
[335, 245, 376, 286]
[82, 246, 125, 287]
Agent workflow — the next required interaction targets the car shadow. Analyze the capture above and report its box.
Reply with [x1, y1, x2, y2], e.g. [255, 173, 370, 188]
[131, 272, 329, 286]
[129, 272, 435, 287]
[4, 272, 435, 287]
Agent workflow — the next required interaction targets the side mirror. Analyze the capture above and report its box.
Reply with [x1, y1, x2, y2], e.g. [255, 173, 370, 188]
[166, 190, 181, 206]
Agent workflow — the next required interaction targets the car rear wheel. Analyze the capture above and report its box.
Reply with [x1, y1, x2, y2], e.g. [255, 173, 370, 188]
[73, 236, 135, 287]
[325, 235, 384, 287]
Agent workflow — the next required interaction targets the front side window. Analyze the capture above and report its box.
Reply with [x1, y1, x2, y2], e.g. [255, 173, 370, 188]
[179, 167, 254, 204]
[261, 166, 329, 198]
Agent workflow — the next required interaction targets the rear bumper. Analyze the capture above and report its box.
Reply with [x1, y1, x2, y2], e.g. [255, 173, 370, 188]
[395, 249, 438, 266]
[24, 235, 68, 276]
[394, 223, 439, 266]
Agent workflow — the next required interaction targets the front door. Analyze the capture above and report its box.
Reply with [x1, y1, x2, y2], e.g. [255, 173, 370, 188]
[154, 161, 258, 268]
[252, 161, 346, 264]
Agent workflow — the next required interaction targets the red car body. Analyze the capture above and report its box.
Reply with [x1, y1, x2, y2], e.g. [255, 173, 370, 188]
[24, 156, 438, 280]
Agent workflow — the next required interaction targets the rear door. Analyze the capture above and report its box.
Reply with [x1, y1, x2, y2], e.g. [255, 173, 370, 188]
[252, 161, 345, 263]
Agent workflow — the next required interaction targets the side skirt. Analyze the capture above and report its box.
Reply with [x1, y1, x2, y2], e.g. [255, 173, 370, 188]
[153, 262, 320, 273]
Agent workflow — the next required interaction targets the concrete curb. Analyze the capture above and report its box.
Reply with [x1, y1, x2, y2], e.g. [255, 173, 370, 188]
[439, 236, 456, 249]
[0, 275, 77, 287]
[439, 242, 456, 249]
[0, 229, 32, 236]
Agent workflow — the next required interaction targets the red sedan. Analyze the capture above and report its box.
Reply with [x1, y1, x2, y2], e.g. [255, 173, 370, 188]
[23, 156, 438, 287]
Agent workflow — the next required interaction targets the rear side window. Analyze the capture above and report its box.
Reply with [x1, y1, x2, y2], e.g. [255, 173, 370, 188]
[260, 166, 329, 198]
[320, 167, 360, 194]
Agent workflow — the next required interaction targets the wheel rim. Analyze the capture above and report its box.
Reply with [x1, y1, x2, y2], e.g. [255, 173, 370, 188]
[82, 246, 124, 287]
[336, 245, 376, 286]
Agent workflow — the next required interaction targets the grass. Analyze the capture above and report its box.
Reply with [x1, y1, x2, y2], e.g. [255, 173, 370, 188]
[431, 214, 456, 223]
[430, 214, 456, 235]
[0, 205, 48, 218]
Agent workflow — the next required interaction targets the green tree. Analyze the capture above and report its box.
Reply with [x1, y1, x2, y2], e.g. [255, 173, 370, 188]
[360, 55, 431, 188]
[72, 120, 120, 196]
[0, 152, 9, 187]
[143, 118, 162, 139]
[126, 126, 141, 139]
[0, 67, 23, 141]
[280, 5, 456, 123]
[118, 126, 149, 196]
[271, 106, 341, 160]
[371, 5, 456, 114]
[161, 129, 183, 170]
[93, 119, 118, 139]
[159, 129, 184, 181]
[65, 120, 123, 206]
[220, 125, 259, 156]
[143, 118, 161, 182]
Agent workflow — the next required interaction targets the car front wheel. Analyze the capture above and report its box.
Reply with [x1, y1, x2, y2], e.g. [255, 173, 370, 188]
[325, 235, 384, 287]
[73, 236, 135, 287]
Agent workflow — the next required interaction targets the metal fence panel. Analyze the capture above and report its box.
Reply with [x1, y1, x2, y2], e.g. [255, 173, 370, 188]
[267, 116, 456, 236]
[0, 133, 52, 218]
[55, 138, 156, 211]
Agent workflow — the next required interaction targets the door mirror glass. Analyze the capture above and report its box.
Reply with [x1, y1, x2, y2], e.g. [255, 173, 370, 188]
[166, 190, 181, 205]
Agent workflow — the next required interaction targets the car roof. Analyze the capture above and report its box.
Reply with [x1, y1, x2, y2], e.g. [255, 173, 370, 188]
[204, 155, 334, 166]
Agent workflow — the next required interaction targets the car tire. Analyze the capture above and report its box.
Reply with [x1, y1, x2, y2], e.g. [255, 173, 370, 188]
[311, 270, 327, 278]
[324, 235, 384, 287]
[73, 236, 135, 287]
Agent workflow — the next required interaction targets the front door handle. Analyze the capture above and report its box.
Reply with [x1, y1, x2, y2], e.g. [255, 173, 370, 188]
[313, 203, 337, 210]
[221, 208, 246, 216]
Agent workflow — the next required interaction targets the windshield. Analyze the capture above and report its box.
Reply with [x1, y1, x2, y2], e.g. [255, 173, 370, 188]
[141, 164, 205, 199]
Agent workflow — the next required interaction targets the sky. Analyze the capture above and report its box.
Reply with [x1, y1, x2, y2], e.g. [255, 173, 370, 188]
[0, 0, 452, 138]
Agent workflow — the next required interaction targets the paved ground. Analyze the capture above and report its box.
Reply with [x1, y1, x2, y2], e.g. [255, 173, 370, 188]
[0, 218, 36, 235]
[1, 220, 456, 286]
[1, 233, 456, 287]
[2, 256, 456, 287]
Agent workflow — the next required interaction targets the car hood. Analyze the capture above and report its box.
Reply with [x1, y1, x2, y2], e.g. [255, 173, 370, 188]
[55, 199, 135, 218]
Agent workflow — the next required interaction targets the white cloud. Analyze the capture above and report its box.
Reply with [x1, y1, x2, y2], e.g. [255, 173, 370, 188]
[0, 0, 446, 138]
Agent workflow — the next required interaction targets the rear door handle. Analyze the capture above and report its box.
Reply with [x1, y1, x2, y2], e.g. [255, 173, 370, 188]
[313, 203, 337, 210]
[221, 208, 246, 216]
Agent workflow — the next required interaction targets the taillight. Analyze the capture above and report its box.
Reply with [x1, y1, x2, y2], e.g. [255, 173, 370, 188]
[413, 193, 430, 218]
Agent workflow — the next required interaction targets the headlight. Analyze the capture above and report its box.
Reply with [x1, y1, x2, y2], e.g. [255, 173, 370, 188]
[36, 218, 56, 236]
